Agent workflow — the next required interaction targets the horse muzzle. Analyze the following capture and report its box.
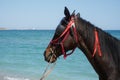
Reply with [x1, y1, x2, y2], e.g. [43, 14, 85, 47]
[44, 49, 57, 63]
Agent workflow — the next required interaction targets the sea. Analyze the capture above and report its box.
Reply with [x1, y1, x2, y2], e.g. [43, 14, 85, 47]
[0, 30, 120, 80]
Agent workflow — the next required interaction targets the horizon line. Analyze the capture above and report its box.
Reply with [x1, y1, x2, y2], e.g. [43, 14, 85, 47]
[0, 27, 120, 31]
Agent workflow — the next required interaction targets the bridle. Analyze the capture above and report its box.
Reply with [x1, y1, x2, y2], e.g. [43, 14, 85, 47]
[49, 16, 102, 59]
[50, 17, 78, 59]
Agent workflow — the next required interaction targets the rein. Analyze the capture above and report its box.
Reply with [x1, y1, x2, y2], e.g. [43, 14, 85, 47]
[40, 53, 56, 80]
[50, 17, 78, 59]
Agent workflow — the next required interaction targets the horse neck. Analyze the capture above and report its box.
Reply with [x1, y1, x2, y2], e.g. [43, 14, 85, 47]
[76, 17, 95, 56]
[76, 17, 120, 78]
[75, 17, 106, 77]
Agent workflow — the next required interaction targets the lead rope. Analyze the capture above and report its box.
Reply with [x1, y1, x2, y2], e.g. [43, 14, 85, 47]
[40, 49, 56, 80]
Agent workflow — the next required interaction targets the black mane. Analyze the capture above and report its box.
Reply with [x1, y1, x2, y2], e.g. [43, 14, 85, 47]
[77, 16, 120, 45]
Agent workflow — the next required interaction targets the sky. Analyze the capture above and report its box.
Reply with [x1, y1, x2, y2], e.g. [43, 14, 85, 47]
[0, 0, 120, 30]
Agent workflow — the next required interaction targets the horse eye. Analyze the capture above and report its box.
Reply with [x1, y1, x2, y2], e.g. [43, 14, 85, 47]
[55, 32, 61, 37]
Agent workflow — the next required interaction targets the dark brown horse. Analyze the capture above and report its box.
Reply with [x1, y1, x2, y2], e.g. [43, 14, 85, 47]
[44, 7, 120, 80]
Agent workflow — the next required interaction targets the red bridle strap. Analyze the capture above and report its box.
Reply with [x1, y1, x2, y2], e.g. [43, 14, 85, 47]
[92, 28, 102, 57]
[60, 30, 76, 59]
[50, 17, 78, 59]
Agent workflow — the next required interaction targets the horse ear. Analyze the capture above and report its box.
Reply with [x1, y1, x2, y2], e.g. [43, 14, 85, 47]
[64, 6, 71, 20]
[71, 10, 75, 16]
[76, 13, 80, 18]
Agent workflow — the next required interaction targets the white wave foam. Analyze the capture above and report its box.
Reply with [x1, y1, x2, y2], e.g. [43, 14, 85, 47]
[4, 76, 30, 80]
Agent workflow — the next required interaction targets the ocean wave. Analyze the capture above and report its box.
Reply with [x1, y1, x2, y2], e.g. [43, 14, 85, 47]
[4, 76, 30, 80]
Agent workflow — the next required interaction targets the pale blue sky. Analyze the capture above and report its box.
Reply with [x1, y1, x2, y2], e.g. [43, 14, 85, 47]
[0, 0, 120, 30]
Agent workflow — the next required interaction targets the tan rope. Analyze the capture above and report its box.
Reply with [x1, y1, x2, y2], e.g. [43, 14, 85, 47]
[40, 54, 56, 80]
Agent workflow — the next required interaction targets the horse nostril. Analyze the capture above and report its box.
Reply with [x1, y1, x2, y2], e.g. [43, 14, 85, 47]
[44, 50, 51, 61]
[44, 51, 49, 61]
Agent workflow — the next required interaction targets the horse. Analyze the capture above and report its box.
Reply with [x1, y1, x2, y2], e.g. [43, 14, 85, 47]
[44, 7, 120, 80]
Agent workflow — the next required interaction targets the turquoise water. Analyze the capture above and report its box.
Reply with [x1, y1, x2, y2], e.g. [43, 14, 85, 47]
[0, 30, 120, 80]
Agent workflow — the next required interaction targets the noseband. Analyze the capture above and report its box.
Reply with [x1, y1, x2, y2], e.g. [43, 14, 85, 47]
[50, 17, 78, 59]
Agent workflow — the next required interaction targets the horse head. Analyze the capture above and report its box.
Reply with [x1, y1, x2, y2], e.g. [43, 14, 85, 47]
[44, 7, 80, 63]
